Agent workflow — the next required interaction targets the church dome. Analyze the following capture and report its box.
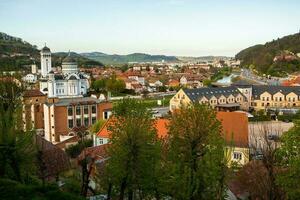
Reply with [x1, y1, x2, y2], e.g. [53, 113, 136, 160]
[62, 53, 76, 63]
[62, 52, 78, 74]
[41, 46, 50, 52]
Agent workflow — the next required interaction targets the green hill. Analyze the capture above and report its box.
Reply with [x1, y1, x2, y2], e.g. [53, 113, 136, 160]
[81, 52, 179, 64]
[236, 32, 300, 76]
[0, 32, 103, 71]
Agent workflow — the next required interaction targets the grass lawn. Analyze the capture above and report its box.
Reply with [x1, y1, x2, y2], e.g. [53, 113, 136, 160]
[112, 94, 173, 108]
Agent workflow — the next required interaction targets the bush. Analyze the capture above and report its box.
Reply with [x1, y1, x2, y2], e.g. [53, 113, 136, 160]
[65, 139, 93, 158]
[0, 178, 84, 200]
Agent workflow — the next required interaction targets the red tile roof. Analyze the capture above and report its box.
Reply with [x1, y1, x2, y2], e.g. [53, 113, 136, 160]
[97, 118, 169, 139]
[216, 112, 249, 148]
[77, 144, 110, 161]
[23, 89, 46, 97]
[97, 112, 249, 148]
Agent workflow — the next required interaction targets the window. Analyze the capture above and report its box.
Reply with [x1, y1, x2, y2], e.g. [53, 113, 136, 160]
[92, 105, 96, 114]
[84, 106, 89, 114]
[68, 107, 73, 116]
[84, 117, 89, 126]
[262, 103, 264, 106]
[266, 97, 269, 101]
[68, 119, 74, 129]
[279, 97, 282, 101]
[92, 116, 96, 124]
[76, 118, 81, 127]
[76, 106, 81, 115]
[104, 110, 112, 119]
[233, 152, 242, 160]
[99, 138, 103, 145]
[262, 97, 265, 101]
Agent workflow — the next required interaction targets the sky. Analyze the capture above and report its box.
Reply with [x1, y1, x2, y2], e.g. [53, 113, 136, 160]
[0, 0, 300, 56]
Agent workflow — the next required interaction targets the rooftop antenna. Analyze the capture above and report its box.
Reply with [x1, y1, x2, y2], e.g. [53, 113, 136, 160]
[68, 50, 71, 56]
[44, 42, 46, 47]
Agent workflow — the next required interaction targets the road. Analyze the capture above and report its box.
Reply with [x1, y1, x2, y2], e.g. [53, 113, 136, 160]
[151, 107, 169, 118]
[240, 69, 281, 85]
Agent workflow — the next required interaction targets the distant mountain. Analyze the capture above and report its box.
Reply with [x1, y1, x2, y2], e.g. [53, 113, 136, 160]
[0, 32, 103, 71]
[81, 52, 179, 64]
[52, 52, 103, 67]
[236, 32, 300, 76]
[177, 56, 232, 63]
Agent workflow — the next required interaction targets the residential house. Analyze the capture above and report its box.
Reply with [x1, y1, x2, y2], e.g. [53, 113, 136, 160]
[180, 75, 204, 88]
[251, 85, 300, 110]
[95, 113, 249, 166]
[217, 112, 249, 166]
[95, 118, 169, 146]
[169, 86, 248, 112]
[166, 79, 180, 88]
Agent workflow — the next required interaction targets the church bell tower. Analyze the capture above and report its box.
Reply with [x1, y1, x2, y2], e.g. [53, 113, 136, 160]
[40, 44, 52, 77]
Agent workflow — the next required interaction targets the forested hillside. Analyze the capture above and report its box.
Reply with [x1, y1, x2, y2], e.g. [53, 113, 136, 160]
[0, 32, 103, 71]
[236, 32, 300, 76]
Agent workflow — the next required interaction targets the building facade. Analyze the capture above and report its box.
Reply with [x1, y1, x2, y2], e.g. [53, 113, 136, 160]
[169, 86, 248, 112]
[251, 85, 300, 110]
[22, 90, 47, 134]
[43, 97, 112, 143]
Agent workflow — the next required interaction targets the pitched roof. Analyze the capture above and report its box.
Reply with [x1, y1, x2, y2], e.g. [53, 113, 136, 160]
[97, 113, 248, 148]
[97, 118, 169, 139]
[216, 112, 249, 148]
[183, 86, 245, 102]
[23, 89, 46, 98]
[77, 144, 110, 161]
[252, 85, 300, 99]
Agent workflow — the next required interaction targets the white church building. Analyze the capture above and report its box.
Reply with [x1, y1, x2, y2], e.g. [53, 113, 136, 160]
[39, 46, 90, 98]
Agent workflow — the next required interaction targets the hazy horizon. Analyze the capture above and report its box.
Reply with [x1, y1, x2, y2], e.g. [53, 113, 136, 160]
[1, 0, 300, 57]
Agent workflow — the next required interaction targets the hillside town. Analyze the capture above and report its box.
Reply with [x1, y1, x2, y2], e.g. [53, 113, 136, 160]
[1, 42, 299, 199]
[1, 1, 300, 199]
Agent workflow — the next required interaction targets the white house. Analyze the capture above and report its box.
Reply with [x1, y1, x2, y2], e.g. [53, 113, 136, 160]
[23, 73, 37, 83]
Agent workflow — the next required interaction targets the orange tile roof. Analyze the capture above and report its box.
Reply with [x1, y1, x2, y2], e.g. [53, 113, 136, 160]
[97, 118, 169, 139]
[168, 79, 180, 87]
[97, 112, 249, 147]
[216, 112, 249, 148]
[282, 76, 300, 86]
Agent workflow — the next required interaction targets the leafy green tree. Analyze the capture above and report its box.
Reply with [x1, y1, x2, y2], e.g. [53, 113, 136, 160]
[105, 75, 125, 94]
[90, 119, 106, 134]
[0, 77, 36, 182]
[166, 104, 226, 200]
[92, 79, 106, 92]
[105, 98, 161, 200]
[276, 120, 300, 199]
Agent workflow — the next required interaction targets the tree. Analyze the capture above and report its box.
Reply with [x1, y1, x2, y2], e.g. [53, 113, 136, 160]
[166, 104, 226, 200]
[276, 120, 300, 199]
[0, 77, 36, 182]
[92, 79, 106, 92]
[247, 122, 285, 199]
[105, 76, 125, 94]
[105, 98, 161, 200]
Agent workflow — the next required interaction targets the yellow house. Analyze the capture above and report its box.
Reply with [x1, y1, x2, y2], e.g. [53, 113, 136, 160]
[252, 86, 300, 110]
[217, 112, 250, 166]
[169, 86, 248, 112]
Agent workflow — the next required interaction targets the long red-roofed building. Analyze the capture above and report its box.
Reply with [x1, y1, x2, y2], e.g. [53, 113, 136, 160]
[95, 112, 249, 165]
